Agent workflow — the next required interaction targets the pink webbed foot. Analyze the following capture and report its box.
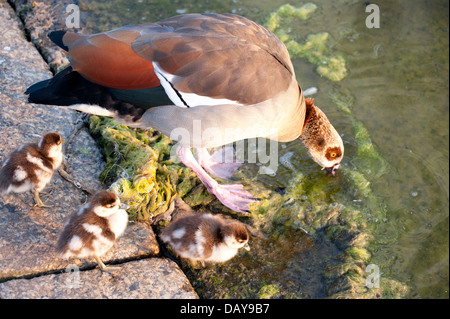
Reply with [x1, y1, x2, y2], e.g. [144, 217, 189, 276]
[196, 146, 243, 180]
[177, 147, 256, 213]
[203, 179, 257, 213]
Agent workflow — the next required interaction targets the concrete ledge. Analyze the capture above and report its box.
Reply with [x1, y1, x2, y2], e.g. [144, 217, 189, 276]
[0, 258, 197, 299]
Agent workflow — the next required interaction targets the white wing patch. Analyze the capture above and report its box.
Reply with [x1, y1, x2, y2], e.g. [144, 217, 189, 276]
[26, 153, 52, 173]
[153, 63, 186, 107]
[69, 104, 117, 117]
[13, 166, 27, 182]
[82, 223, 103, 236]
[68, 235, 83, 251]
[152, 62, 242, 108]
[172, 227, 186, 239]
[181, 91, 243, 107]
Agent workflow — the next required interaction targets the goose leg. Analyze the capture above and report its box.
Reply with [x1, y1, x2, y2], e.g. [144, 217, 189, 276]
[95, 256, 121, 273]
[33, 189, 51, 208]
[177, 146, 255, 213]
[196, 146, 243, 180]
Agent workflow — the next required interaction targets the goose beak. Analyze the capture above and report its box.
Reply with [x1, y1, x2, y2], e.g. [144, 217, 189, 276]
[120, 202, 129, 210]
[325, 164, 340, 176]
[243, 243, 250, 251]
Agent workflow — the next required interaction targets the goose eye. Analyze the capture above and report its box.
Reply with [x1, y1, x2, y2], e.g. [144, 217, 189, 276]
[326, 148, 342, 161]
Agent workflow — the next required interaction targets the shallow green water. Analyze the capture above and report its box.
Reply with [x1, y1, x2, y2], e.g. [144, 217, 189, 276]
[79, 0, 449, 298]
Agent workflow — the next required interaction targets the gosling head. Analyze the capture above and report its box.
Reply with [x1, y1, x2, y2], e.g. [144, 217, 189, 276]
[90, 190, 125, 217]
[299, 98, 344, 175]
[221, 221, 250, 251]
[39, 132, 63, 160]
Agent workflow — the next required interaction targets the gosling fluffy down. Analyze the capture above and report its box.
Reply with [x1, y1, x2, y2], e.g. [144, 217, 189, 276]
[160, 199, 250, 264]
[0, 132, 63, 207]
[56, 190, 128, 272]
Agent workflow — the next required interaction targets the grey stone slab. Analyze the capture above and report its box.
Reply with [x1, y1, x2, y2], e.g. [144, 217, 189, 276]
[0, 1, 159, 280]
[0, 258, 198, 299]
[10, 0, 75, 71]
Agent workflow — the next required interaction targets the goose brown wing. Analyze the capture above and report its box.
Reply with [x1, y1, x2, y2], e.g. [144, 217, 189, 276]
[131, 13, 295, 105]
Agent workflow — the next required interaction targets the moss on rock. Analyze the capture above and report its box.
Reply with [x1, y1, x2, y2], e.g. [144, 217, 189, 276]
[258, 283, 282, 299]
[89, 115, 216, 220]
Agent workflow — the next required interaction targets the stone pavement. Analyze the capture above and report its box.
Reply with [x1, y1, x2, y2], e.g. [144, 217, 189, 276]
[0, 0, 197, 299]
[0, 258, 196, 299]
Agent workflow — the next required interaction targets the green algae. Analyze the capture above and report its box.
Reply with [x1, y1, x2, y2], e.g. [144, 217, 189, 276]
[238, 165, 407, 298]
[88, 115, 216, 220]
[265, 4, 347, 82]
[258, 284, 282, 299]
[265, 3, 317, 31]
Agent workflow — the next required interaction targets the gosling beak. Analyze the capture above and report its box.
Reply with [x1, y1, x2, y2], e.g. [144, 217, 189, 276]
[120, 202, 129, 210]
[325, 164, 340, 176]
[243, 242, 250, 251]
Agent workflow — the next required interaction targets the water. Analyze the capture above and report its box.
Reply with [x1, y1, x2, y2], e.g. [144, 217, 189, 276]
[79, 0, 449, 298]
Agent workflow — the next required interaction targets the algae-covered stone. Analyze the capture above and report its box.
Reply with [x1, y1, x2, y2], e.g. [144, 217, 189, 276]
[88, 115, 217, 220]
[345, 247, 371, 263]
[378, 278, 409, 299]
[323, 262, 365, 280]
[258, 283, 281, 299]
[327, 272, 408, 299]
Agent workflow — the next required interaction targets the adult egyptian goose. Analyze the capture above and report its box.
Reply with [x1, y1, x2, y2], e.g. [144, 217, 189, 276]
[26, 14, 344, 213]
[0, 133, 63, 207]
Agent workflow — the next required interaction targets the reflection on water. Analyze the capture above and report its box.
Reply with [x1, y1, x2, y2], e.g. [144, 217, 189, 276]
[79, 0, 449, 298]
